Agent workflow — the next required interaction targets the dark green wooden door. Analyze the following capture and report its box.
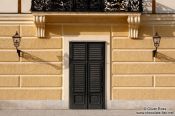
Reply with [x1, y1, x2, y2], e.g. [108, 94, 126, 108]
[69, 42, 105, 109]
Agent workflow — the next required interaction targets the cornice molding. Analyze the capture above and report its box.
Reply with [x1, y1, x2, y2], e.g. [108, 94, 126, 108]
[32, 12, 141, 38]
[1, 13, 174, 38]
[0, 14, 33, 24]
[141, 14, 175, 25]
[31, 12, 141, 16]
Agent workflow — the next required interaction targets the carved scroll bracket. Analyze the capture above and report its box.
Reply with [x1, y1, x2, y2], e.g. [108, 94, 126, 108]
[34, 15, 45, 38]
[127, 14, 141, 39]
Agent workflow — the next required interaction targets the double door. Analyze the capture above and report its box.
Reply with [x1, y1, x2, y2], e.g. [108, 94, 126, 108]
[69, 42, 105, 109]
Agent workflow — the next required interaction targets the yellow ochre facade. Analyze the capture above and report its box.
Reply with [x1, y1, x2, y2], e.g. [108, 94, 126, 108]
[0, 0, 175, 110]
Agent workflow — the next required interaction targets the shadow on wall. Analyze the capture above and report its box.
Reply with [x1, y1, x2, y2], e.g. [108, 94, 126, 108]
[142, 0, 175, 13]
[143, 0, 175, 13]
[63, 53, 69, 69]
[21, 51, 60, 70]
[156, 2, 175, 13]
[157, 52, 175, 62]
[45, 16, 127, 38]
[140, 1, 175, 37]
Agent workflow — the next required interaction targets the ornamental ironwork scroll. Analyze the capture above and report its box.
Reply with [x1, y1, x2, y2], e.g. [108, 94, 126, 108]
[104, 0, 142, 12]
[31, 0, 73, 11]
[31, 0, 45, 11]
[31, 0, 143, 12]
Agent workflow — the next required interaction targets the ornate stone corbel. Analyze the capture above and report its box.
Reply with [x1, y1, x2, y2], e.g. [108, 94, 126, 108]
[34, 15, 45, 38]
[127, 14, 141, 39]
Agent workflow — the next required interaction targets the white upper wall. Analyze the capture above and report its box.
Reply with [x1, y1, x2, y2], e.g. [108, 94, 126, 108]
[156, 0, 175, 13]
[0, 0, 31, 13]
[143, 0, 175, 13]
[0, 0, 18, 13]
[0, 0, 175, 13]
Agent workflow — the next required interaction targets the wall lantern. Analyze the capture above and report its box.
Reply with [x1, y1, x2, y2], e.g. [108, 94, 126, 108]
[12, 31, 21, 57]
[153, 32, 161, 57]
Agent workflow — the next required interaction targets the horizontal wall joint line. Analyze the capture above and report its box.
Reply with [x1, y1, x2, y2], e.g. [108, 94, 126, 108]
[0, 87, 62, 90]
[112, 87, 175, 89]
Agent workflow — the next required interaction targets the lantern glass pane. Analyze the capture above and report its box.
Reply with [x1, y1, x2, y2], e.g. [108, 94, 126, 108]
[12, 32, 21, 48]
[154, 38, 159, 44]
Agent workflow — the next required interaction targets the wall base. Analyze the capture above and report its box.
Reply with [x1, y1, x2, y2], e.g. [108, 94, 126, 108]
[0, 100, 68, 110]
[0, 100, 175, 110]
[109, 100, 175, 110]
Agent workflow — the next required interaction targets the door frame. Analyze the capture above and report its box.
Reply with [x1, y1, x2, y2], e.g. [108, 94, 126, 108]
[63, 35, 110, 109]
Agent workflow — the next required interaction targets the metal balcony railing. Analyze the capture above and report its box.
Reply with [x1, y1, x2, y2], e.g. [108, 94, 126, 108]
[31, 0, 143, 12]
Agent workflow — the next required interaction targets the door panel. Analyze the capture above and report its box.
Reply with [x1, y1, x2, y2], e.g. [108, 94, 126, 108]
[70, 42, 105, 109]
[73, 62, 86, 93]
[88, 62, 103, 93]
[88, 43, 105, 61]
[88, 62, 104, 109]
[70, 62, 87, 109]
[71, 43, 86, 61]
